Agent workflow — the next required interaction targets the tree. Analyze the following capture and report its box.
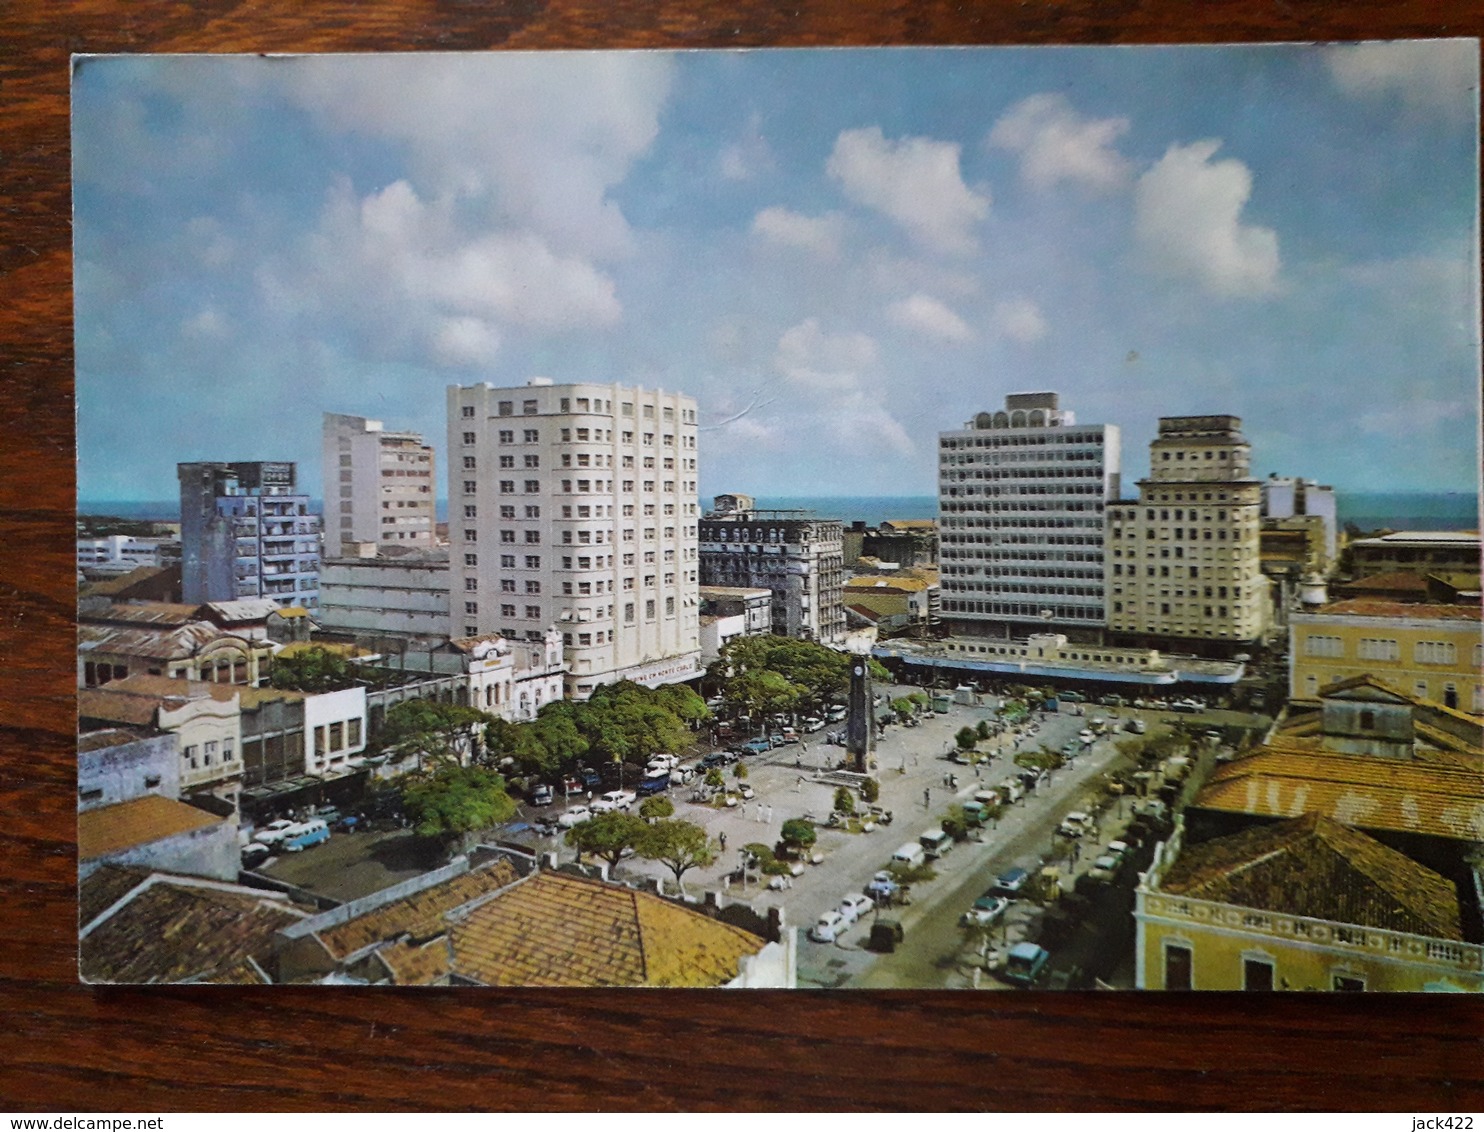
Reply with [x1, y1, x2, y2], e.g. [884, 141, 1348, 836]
[638, 795, 674, 822]
[708, 636, 855, 716]
[381, 700, 493, 769]
[975, 720, 992, 741]
[269, 647, 362, 693]
[636, 819, 715, 895]
[565, 811, 647, 872]
[733, 762, 749, 781]
[860, 777, 880, 804]
[890, 697, 915, 722]
[955, 726, 978, 751]
[832, 785, 856, 815]
[704, 767, 725, 789]
[399, 763, 515, 848]
[779, 818, 817, 857]
[941, 804, 970, 841]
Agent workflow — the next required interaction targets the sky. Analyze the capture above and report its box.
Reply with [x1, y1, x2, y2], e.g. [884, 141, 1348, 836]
[73, 43, 1481, 504]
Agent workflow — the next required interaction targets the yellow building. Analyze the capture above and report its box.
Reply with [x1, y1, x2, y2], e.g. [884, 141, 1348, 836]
[1136, 813, 1483, 992]
[1289, 598, 1483, 713]
[842, 574, 933, 628]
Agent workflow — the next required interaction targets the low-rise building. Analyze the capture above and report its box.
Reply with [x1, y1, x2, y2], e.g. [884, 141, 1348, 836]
[843, 573, 935, 633]
[1346, 530, 1480, 578]
[78, 795, 240, 882]
[78, 601, 275, 688]
[78, 727, 180, 812]
[1290, 599, 1483, 713]
[1136, 813, 1482, 992]
[317, 547, 453, 642]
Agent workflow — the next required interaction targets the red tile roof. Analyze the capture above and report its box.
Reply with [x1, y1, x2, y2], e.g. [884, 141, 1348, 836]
[78, 796, 226, 860]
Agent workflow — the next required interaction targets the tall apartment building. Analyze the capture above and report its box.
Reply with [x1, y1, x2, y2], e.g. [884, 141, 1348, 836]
[322, 413, 437, 557]
[447, 380, 702, 698]
[1105, 416, 1269, 654]
[178, 461, 321, 608]
[698, 505, 846, 645]
[1261, 474, 1338, 569]
[937, 392, 1120, 643]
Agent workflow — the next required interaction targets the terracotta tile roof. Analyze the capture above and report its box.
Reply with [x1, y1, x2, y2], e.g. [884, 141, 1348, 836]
[315, 859, 520, 961]
[1313, 599, 1482, 622]
[376, 937, 454, 985]
[1160, 813, 1463, 940]
[77, 621, 240, 661]
[1335, 571, 1431, 594]
[1194, 746, 1484, 843]
[78, 864, 154, 926]
[845, 575, 929, 592]
[447, 872, 766, 987]
[78, 796, 226, 861]
[84, 602, 201, 626]
[80, 875, 309, 984]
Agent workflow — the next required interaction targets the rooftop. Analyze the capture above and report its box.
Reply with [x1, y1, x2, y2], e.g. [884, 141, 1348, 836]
[78, 795, 228, 861]
[1159, 814, 1462, 940]
[698, 585, 772, 599]
[1306, 599, 1482, 622]
[447, 872, 768, 988]
[1351, 531, 1480, 547]
[845, 575, 931, 593]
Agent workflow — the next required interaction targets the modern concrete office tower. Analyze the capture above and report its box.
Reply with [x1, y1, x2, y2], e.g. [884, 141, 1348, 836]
[447, 379, 702, 698]
[322, 413, 437, 557]
[698, 503, 847, 645]
[178, 461, 321, 608]
[1105, 415, 1270, 656]
[937, 392, 1120, 643]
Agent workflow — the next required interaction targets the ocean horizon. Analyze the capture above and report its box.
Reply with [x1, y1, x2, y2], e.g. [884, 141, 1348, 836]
[80, 490, 1481, 533]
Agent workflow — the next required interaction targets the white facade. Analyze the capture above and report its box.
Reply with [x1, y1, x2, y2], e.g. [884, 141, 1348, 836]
[447, 380, 702, 699]
[1262, 475, 1338, 567]
[938, 391, 1120, 639]
[303, 686, 368, 778]
[697, 513, 846, 643]
[318, 551, 452, 641]
[77, 535, 165, 571]
[323, 413, 437, 558]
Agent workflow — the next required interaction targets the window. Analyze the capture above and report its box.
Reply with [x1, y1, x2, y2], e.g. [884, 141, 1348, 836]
[462, 405, 475, 419]
[502, 579, 517, 593]
[347, 719, 362, 747]
[464, 505, 477, 519]
[1164, 943, 1193, 990]
[1332, 974, 1365, 992]
[524, 429, 539, 442]
[525, 480, 540, 493]
[463, 431, 476, 445]
[465, 601, 479, 614]
[1357, 637, 1398, 662]
[463, 456, 478, 470]
[1415, 640, 1456, 665]
[525, 455, 540, 468]
[624, 602, 635, 623]
[1305, 635, 1343, 658]
[464, 553, 478, 566]
[525, 530, 541, 544]
[525, 581, 541, 594]
[501, 604, 516, 617]
[525, 605, 541, 619]
[1242, 956, 1274, 992]
[501, 554, 516, 568]
[464, 578, 478, 592]
[500, 480, 514, 494]
[523, 399, 538, 414]
[500, 455, 515, 469]
[463, 480, 477, 494]
[525, 555, 540, 569]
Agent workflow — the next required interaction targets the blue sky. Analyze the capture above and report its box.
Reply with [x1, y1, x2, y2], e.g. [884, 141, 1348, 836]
[73, 44, 1480, 503]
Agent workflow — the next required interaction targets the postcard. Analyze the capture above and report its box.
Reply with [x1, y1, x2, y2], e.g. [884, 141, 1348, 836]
[73, 44, 1482, 990]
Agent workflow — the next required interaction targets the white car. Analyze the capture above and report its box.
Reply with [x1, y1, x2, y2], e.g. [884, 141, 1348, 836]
[1058, 811, 1097, 839]
[838, 893, 874, 924]
[557, 806, 595, 829]
[591, 790, 636, 814]
[646, 753, 680, 771]
[809, 911, 851, 943]
[253, 819, 296, 846]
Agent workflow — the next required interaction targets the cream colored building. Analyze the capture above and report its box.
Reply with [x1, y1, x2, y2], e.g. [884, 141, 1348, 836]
[1137, 813, 1483, 992]
[447, 380, 701, 698]
[1105, 415, 1269, 654]
[1290, 599, 1483, 714]
[322, 413, 437, 557]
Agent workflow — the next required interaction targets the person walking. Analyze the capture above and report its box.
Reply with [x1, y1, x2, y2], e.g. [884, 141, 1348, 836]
[719, 831, 727, 852]
[923, 787, 931, 809]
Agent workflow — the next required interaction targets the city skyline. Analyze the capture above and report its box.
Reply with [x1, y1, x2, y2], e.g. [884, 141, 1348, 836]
[74, 45, 1481, 504]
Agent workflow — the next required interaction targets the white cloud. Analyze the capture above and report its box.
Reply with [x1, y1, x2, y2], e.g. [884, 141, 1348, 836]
[826, 126, 989, 256]
[181, 308, 228, 340]
[719, 112, 775, 181]
[1134, 140, 1280, 297]
[888, 294, 974, 343]
[431, 316, 501, 368]
[991, 298, 1047, 344]
[1326, 41, 1478, 117]
[988, 94, 1131, 192]
[774, 317, 878, 393]
[752, 207, 846, 258]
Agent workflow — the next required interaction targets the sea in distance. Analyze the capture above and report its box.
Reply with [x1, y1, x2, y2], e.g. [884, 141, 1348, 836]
[80, 491, 1480, 532]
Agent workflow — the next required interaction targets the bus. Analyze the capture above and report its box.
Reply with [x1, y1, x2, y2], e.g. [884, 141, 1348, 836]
[282, 819, 330, 852]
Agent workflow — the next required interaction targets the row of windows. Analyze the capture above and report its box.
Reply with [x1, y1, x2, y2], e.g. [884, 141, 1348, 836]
[943, 601, 1102, 618]
[945, 582, 1103, 597]
[941, 432, 1105, 448]
[1162, 943, 1363, 992]
[1303, 636, 1468, 666]
[184, 738, 237, 771]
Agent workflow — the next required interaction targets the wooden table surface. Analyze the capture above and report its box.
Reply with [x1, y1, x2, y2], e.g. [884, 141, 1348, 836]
[2, 1, 1480, 1112]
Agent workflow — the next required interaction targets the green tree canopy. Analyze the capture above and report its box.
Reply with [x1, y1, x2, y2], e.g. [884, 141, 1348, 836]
[399, 763, 515, 844]
[381, 699, 493, 768]
[636, 819, 715, 894]
[638, 795, 674, 821]
[779, 818, 817, 854]
[565, 811, 647, 872]
[269, 647, 363, 693]
[707, 636, 856, 716]
[833, 785, 856, 815]
[860, 777, 880, 804]
[955, 726, 979, 751]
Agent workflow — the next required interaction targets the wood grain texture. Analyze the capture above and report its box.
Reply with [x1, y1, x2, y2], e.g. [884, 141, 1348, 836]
[2, 0, 1480, 1112]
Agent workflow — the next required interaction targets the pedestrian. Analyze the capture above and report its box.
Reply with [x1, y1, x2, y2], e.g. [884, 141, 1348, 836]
[796, 753, 803, 769]
[923, 787, 931, 808]
[719, 831, 727, 851]
[973, 762, 981, 779]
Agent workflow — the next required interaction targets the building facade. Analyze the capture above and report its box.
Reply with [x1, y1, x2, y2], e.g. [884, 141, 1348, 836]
[938, 392, 1120, 643]
[178, 461, 322, 609]
[317, 548, 453, 642]
[1290, 599, 1484, 713]
[1105, 415, 1268, 655]
[1261, 475, 1338, 568]
[698, 507, 846, 645]
[447, 380, 701, 698]
[322, 413, 437, 557]
[1347, 531, 1482, 578]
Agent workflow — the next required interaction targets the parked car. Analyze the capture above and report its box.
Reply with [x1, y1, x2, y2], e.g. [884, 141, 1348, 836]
[530, 784, 555, 807]
[646, 753, 681, 771]
[240, 842, 271, 868]
[592, 790, 636, 814]
[1099, 694, 1126, 707]
[1171, 699, 1202, 713]
[811, 911, 852, 943]
[253, 819, 296, 846]
[1126, 718, 1147, 735]
[1058, 811, 1097, 839]
[838, 893, 874, 925]
[1087, 853, 1125, 884]
[740, 738, 772, 757]
[767, 732, 786, 747]
[865, 870, 900, 904]
[700, 750, 733, 769]
[802, 716, 825, 732]
[635, 773, 670, 798]
[827, 705, 848, 722]
[1002, 942, 1050, 986]
[962, 893, 1009, 927]
[992, 866, 1030, 896]
[282, 819, 330, 852]
[779, 727, 800, 744]
[1059, 691, 1086, 703]
[557, 805, 594, 828]
[973, 787, 1001, 807]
